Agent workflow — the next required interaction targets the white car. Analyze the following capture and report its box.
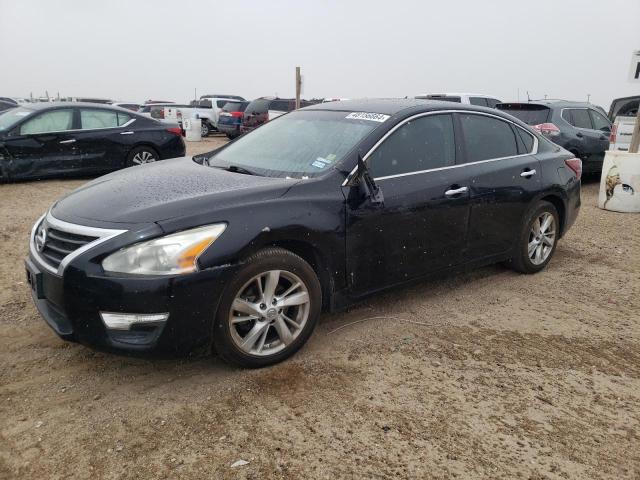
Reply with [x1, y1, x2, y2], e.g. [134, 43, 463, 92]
[415, 92, 502, 108]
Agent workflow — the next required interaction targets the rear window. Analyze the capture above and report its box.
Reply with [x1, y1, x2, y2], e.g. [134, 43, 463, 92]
[496, 104, 550, 125]
[244, 99, 271, 115]
[222, 102, 248, 112]
[469, 97, 488, 107]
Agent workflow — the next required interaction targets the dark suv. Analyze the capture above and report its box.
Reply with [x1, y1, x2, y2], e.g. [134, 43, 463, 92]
[497, 101, 611, 174]
[240, 97, 319, 134]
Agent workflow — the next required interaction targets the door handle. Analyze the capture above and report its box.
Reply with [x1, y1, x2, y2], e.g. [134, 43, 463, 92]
[520, 169, 537, 178]
[576, 132, 584, 138]
[59, 139, 76, 144]
[120, 131, 134, 135]
[445, 186, 468, 197]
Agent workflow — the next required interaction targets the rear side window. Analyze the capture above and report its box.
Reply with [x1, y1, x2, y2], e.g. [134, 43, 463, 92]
[216, 100, 228, 108]
[569, 109, 592, 129]
[459, 113, 519, 162]
[515, 127, 535, 153]
[469, 97, 488, 107]
[369, 114, 456, 178]
[496, 104, 550, 125]
[117, 112, 131, 126]
[589, 110, 611, 131]
[486, 98, 501, 108]
[20, 109, 73, 134]
[80, 109, 119, 129]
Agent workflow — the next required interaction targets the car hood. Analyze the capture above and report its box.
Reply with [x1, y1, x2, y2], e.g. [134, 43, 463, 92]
[51, 157, 298, 226]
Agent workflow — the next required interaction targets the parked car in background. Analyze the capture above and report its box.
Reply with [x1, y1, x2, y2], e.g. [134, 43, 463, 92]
[497, 101, 611, 174]
[216, 101, 249, 139]
[416, 93, 502, 108]
[198, 95, 246, 133]
[608, 96, 639, 152]
[164, 100, 217, 137]
[0, 98, 18, 112]
[112, 102, 141, 112]
[25, 99, 580, 367]
[240, 97, 320, 134]
[0, 102, 185, 181]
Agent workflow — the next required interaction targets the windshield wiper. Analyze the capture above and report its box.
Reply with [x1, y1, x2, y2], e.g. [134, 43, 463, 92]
[211, 164, 261, 176]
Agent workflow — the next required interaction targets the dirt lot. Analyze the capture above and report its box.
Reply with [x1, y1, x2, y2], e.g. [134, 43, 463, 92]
[1, 137, 639, 479]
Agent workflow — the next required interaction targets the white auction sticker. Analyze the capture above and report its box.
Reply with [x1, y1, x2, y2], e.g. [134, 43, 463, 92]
[345, 112, 390, 122]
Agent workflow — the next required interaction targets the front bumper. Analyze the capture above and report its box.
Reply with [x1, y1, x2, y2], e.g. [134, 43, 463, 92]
[26, 254, 237, 355]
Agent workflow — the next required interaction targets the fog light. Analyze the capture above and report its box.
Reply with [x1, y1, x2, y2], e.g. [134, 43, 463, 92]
[100, 312, 169, 331]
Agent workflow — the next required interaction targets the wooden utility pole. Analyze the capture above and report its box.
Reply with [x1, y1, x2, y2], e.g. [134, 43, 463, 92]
[630, 106, 640, 153]
[295, 66, 301, 110]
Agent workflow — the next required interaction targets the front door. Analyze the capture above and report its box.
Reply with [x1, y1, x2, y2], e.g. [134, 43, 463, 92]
[2, 108, 79, 179]
[345, 113, 470, 294]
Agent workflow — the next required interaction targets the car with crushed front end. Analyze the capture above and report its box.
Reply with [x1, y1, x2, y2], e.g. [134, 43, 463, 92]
[0, 102, 185, 181]
[25, 99, 581, 368]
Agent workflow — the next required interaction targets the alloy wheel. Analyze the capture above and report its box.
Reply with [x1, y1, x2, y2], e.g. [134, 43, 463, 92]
[528, 212, 556, 265]
[132, 150, 156, 165]
[228, 270, 310, 357]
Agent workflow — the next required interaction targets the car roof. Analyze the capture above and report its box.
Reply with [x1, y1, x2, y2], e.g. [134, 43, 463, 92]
[303, 97, 502, 115]
[502, 100, 595, 109]
[15, 102, 145, 114]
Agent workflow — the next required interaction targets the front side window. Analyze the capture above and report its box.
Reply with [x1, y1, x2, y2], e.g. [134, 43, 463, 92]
[459, 113, 518, 162]
[20, 109, 73, 135]
[369, 114, 456, 178]
[589, 110, 611, 131]
[569, 109, 592, 129]
[210, 110, 380, 178]
[80, 109, 119, 129]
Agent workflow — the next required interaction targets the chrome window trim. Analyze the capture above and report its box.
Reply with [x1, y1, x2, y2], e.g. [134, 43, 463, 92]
[342, 109, 539, 186]
[30, 211, 127, 276]
[19, 115, 136, 136]
[559, 107, 608, 132]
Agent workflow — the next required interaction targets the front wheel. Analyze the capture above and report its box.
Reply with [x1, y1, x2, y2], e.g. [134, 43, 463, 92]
[510, 201, 559, 274]
[213, 248, 322, 368]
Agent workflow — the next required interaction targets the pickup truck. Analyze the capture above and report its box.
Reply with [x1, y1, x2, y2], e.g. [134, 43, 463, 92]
[165, 96, 245, 137]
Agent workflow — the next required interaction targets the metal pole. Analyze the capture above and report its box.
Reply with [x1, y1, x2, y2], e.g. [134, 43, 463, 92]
[295, 66, 301, 110]
[629, 105, 640, 153]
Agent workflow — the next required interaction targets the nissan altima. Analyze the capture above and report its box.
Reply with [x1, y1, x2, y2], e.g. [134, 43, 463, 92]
[25, 99, 581, 367]
[0, 102, 185, 181]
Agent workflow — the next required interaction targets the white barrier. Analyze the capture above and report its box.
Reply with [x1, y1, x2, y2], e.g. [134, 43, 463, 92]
[183, 118, 202, 142]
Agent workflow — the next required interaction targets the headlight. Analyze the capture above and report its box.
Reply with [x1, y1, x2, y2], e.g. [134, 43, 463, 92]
[102, 224, 226, 275]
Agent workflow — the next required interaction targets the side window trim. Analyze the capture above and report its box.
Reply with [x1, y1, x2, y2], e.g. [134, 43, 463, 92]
[344, 110, 539, 185]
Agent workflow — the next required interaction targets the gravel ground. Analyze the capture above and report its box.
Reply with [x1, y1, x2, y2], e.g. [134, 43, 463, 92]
[1, 138, 639, 479]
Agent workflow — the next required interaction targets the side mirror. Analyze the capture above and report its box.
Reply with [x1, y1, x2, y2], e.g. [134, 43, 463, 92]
[354, 154, 384, 206]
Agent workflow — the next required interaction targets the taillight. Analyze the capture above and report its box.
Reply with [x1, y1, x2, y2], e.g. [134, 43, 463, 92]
[166, 127, 183, 136]
[231, 111, 244, 118]
[565, 158, 582, 180]
[533, 123, 560, 137]
[609, 124, 617, 143]
[159, 110, 165, 119]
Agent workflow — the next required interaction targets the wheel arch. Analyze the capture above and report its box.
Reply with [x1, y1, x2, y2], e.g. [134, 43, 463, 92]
[539, 194, 566, 237]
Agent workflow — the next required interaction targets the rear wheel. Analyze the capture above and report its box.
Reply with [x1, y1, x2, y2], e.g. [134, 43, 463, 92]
[201, 121, 211, 137]
[213, 248, 322, 368]
[510, 201, 559, 274]
[126, 146, 158, 167]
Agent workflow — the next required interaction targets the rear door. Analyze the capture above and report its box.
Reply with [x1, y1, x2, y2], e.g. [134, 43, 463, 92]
[564, 108, 609, 169]
[345, 113, 470, 293]
[457, 112, 541, 261]
[2, 108, 79, 179]
[73, 108, 133, 172]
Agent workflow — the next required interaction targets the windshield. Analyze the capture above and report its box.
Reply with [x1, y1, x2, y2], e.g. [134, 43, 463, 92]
[208, 110, 382, 178]
[0, 107, 34, 131]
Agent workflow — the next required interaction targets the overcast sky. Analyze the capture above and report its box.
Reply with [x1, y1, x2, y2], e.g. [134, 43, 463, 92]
[1, 0, 639, 109]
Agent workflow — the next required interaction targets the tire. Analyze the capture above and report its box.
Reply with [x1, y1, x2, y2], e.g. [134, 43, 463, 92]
[201, 121, 211, 137]
[126, 146, 159, 167]
[510, 201, 560, 274]
[213, 247, 322, 368]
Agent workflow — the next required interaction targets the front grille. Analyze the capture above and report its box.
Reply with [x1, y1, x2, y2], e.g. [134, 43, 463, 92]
[38, 223, 98, 271]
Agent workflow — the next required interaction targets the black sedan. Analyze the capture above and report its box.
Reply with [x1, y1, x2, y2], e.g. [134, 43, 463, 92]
[0, 102, 185, 181]
[25, 99, 581, 367]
